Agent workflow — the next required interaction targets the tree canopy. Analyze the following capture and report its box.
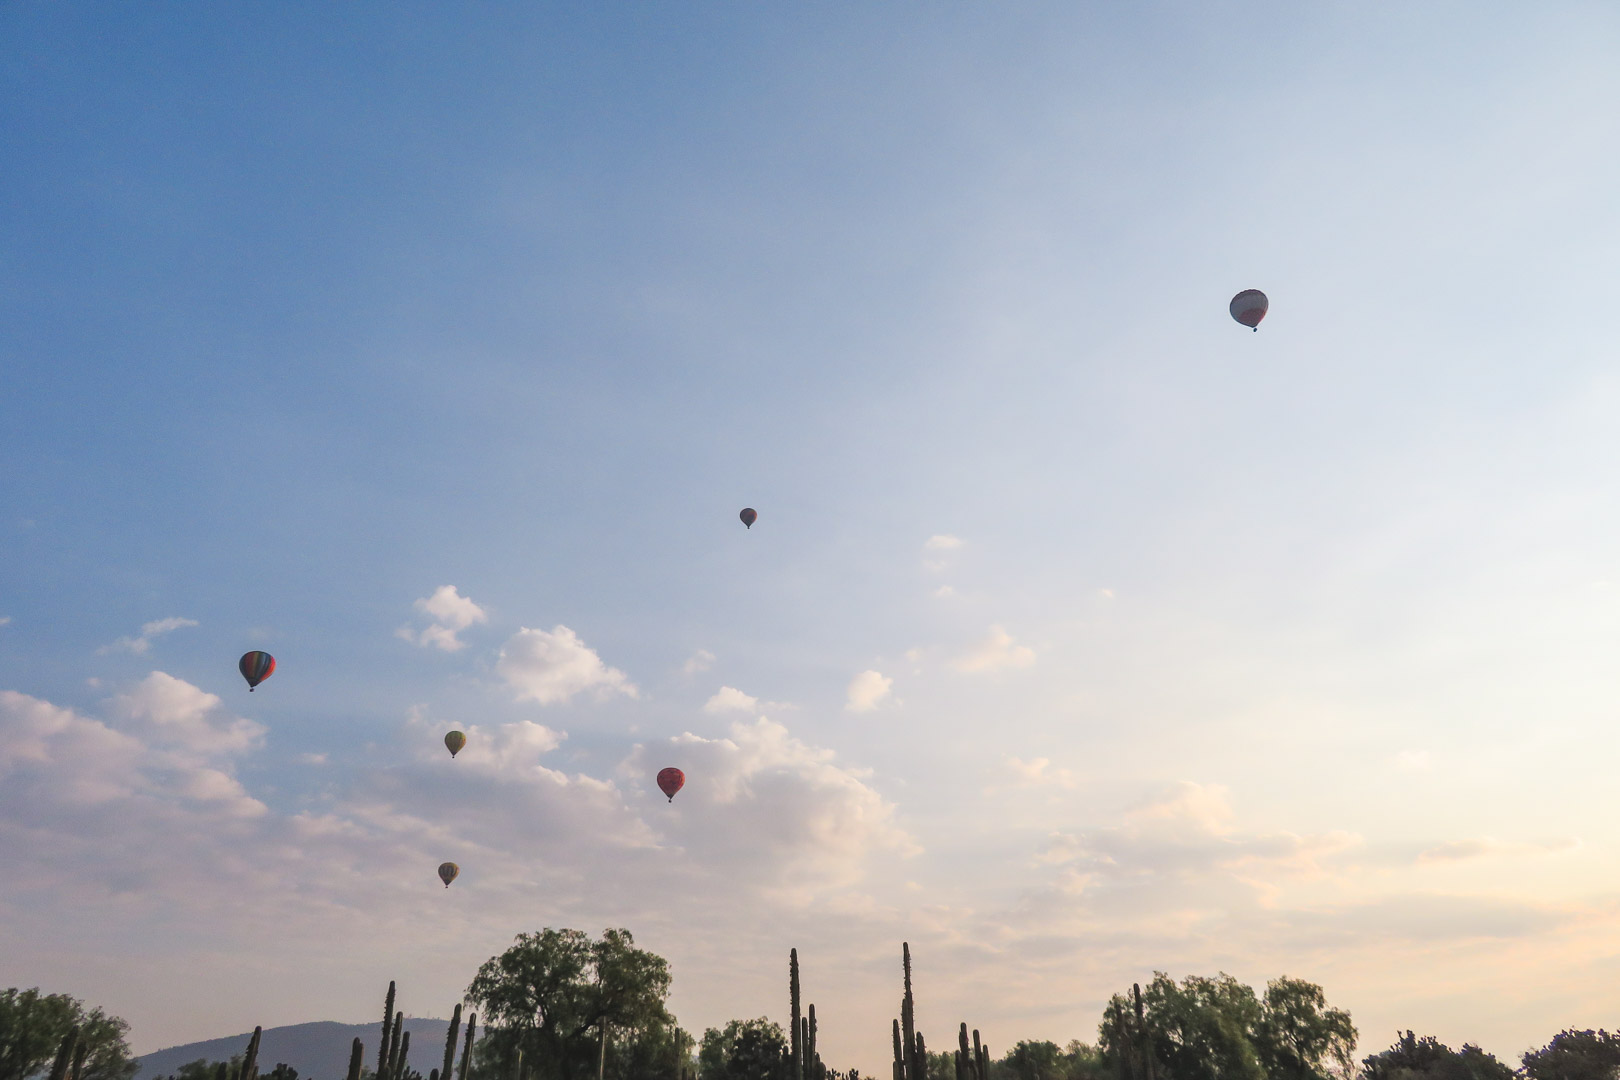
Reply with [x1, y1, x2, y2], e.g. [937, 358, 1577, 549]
[0, 989, 137, 1080]
[465, 928, 692, 1080]
[1519, 1030, 1620, 1080]
[698, 1018, 788, 1080]
[1361, 1031, 1513, 1080]
[1097, 972, 1354, 1080]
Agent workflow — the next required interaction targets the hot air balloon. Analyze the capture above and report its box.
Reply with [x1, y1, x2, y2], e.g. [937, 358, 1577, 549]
[239, 651, 275, 691]
[657, 767, 685, 803]
[739, 508, 757, 529]
[444, 731, 466, 758]
[438, 862, 459, 888]
[1230, 289, 1268, 331]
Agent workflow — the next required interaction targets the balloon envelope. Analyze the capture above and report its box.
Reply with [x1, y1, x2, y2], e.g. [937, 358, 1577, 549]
[739, 508, 757, 529]
[1230, 289, 1268, 330]
[239, 651, 275, 691]
[657, 767, 685, 802]
[438, 862, 459, 888]
[444, 731, 466, 758]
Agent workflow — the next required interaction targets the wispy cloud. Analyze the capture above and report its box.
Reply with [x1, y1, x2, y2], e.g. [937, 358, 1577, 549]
[98, 617, 198, 655]
[396, 585, 488, 652]
[497, 625, 638, 705]
[1004, 756, 1076, 789]
[682, 649, 716, 675]
[704, 686, 759, 713]
[954, 625, 1036, 673]
[845, 670, 893, 712]
[1418, 837, 1580, 863]
[922, 534, 963, 572]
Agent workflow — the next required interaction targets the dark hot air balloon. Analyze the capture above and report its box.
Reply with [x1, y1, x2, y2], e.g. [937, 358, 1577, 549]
[438, 862, 459, 888]
[739, 508, 757, 529]
[444, 731, 466, 758]
[657, 767, 685, 803]
[1230, 289, 1268, 331]
[239, 651, 275, 691]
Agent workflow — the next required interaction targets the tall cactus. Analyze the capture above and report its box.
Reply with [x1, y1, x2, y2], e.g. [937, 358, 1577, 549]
[974, 1030, 987, 1079]
[789, 949, 803, 1080]
[47, 1028, 78, 1080]
[1133, 983, 1155, 1080]
[380, 983, 397, 1077]
[806, 1004, 818, 1080]
[386, 1014, 405, 1080]
[396, 1030, 412, 1080]
[900, 944, 916, 1080]
[237, 1027, 262, 1080]
[458, 1013, 477, 1080]
[442, 1003, 463, 1080]
[892, 1020, 904, 1080]
[346, 1039, 364, 1080]
[956, 1023, 972, 1080]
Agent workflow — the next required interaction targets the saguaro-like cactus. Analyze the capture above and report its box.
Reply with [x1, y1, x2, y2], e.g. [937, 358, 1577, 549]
[790, 949, 803, 1080]
[806, 1004, 819, 1080]
[974, 1029, 987, 1079]
[396, 1030, 412, 1080]
[442, 1003, 463, 1080]
[237, 1027, 262, 1080]
[900, 944, 916, 1080]
[48, 1028, 79, 1080]
[457, 1013, 478, 1080]
[892, 1020, 904, 1080]
[346, 1039, 364, 1080]
[380, 983, 397, 1077]
[1133, 983, 1155, 1080]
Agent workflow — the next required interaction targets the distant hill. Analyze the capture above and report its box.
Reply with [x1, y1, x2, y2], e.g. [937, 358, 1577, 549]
[137, 1020, 452, 1080]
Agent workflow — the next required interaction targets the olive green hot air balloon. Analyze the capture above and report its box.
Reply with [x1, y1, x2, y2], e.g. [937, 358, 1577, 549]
[438, 862, 459, 888]
[444, 730, 466, 758]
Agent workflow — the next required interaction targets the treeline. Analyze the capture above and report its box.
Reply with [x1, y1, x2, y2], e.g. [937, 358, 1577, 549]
[6, 933, 1620, 1080]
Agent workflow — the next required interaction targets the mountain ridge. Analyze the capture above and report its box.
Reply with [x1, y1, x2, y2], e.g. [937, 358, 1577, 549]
[136, 1020, 453, 1080]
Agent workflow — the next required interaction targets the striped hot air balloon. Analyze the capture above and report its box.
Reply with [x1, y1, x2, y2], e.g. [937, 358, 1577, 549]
[239, 651, 276, 691]
[1230, 289, 1268, 331]
[438, 862, 459, 888]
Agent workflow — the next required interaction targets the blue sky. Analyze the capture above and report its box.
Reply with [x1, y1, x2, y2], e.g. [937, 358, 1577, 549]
[5, 2, 1620, 1071]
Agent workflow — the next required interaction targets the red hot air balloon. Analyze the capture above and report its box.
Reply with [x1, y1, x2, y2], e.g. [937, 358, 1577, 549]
[739, 508, 757, 529]
[1230, 289, 1268, 331]
[657, 767, 685, 803]
[239, 651, 276, 691]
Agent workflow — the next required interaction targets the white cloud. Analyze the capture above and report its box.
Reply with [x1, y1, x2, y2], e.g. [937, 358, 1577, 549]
[682, 649, 716, 675]
[109, 671, 266, 759]
[624, 717, 917, 890]
[0, 616, 10, 626]
[922, 534, 963, 572]
[98, 617, 198, 655]
[397, 585, 488, 652]
[1005, 756, 1076, 789]
[704, 686, 759, 713]
[497, 625, 638, 705]
[845, 670, 893, 712]
[932, 585, 955, 599]
[954, 625, 1036, 673]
